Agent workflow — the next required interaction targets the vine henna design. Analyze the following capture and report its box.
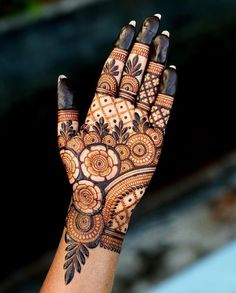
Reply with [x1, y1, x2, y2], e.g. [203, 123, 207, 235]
[57, 15, 177, 285]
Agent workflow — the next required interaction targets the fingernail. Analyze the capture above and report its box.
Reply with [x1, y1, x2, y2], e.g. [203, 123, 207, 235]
[57, 75, 75, 110]
[129, 20, 136, 27]
[169, 65, 176, 70]
[114, 23, 136, 50]
[154, 13, 162, 20]
[136, 15, 160, 45]
[161, 30, 170, 38]
[58, 74, 67, 82]
[150, 34, 170, 64]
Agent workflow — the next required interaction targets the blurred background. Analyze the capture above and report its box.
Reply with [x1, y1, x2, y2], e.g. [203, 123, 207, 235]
[0, 0, 236, 292]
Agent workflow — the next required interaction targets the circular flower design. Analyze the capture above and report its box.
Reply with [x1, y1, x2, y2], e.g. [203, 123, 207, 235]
[76, 213, 93, 232]
[67, 136, 84, 153]
[58, 135, 66, 148]
[120, 159, 133, 173]
[127, 133, 155, 166]
[67, 206, 104, 244]
[84, 132, 101, 146]
[73, 180, 102, 214]
[146, 128, 163, 147]
[60, 149, 80, 184]
[102, 135, 116, 147]
[80, 145, 119, 182]
[115, 144, 130, 160]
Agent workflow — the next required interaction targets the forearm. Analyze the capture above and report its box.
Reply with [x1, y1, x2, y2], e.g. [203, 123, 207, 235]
[41, 228, 119, 293]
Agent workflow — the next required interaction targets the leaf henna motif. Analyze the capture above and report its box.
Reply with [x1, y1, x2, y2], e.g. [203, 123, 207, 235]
[103, 59, 119, 76]
[124, 55, 142, 77]
[60, 120, 77, 141]
[64, 232, 89, 284]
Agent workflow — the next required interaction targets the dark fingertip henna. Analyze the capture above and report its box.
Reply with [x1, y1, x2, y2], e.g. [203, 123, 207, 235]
[136, 15, 160, 45]
[150, 33, 170, 64]
[57, 75, 76, 110]
[114, 24, 136, 51]
[159, 67, 178, 97]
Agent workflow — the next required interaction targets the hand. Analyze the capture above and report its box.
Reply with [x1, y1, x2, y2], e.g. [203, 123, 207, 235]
[57, 14, 177, 285]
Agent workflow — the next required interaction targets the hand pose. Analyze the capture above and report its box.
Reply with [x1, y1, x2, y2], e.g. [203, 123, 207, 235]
[57, 14, 177, 285]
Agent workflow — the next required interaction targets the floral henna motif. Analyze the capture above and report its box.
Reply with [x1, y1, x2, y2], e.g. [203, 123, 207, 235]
[58, 110, 171, 284]
[73, 180, 103, 214]
[60, 149, 80, 184]
[80, 145, 119, 181]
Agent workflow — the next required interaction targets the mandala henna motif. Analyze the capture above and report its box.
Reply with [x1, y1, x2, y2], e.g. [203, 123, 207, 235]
[66, 206, 104, 244]
[127, 133, 156, 166]
[73, 180, 103, 215]
[80, 144, 119, 182]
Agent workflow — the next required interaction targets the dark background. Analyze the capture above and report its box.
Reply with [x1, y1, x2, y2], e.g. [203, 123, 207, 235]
[0, 0, 236, 291]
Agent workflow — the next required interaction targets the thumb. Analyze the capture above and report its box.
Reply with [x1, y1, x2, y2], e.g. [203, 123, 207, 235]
[57, 75, 79, 148]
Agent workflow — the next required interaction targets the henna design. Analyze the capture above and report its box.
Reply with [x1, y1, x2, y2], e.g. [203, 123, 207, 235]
[149, 93, 174, 131]
[58, 110, 79, 148]
[86, 93, 135, 129]
[136, 62, 164, 111]
[109, 48, 128, 63]
[58, 108, 173, 284]
[130, 43, 149, 58]
[96, 59, 119, 96]
[96, 50, 128, 96]
[118, 43, 150, 103]
[57, 16, 176, 285]
[60, 149, 80, 184]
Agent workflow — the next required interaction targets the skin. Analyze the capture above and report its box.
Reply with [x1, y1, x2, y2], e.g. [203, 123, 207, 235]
[41, 14, 177, 293]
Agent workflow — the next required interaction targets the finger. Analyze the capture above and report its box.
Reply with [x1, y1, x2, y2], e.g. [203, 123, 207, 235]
[85, 21, 136, 129]
[117, 14, 161, 103]
[149, 66, 177, 131]
[136, 31, 170, 114]
[57, 75, 79, 148]
[96, 22, 136, 96]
